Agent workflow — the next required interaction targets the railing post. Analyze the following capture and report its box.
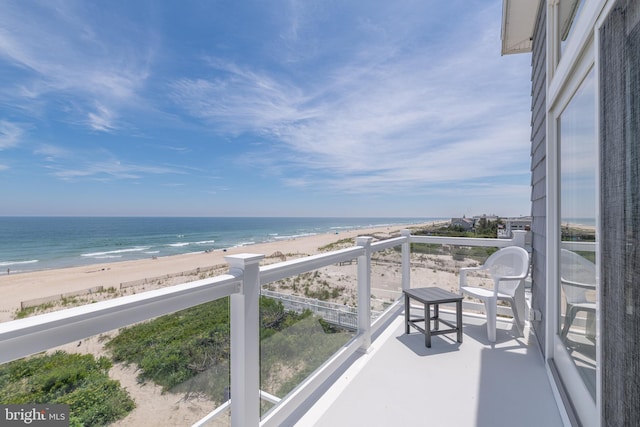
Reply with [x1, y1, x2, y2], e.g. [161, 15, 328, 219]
[511, 230, 527, 248]
[226, 253, 264, 427]
[401, 229, 411, 291]
[356, 236, 373, 351]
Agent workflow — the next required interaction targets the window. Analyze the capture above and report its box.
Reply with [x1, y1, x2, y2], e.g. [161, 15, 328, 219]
[559, 0, 586, 56]
[558, 68, 597, 400]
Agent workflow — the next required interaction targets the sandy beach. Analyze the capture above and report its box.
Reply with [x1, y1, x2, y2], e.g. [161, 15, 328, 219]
[0, 221, 451, 322]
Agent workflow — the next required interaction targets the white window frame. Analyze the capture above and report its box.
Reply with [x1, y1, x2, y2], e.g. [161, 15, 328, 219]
[545, 1, 611, 425]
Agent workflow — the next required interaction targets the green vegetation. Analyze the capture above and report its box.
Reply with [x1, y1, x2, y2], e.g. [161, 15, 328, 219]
[474, 217, 503, 236]
[14, 302, 55, 319]
[0, 351, 134, 427]
[407, 242, 497, 263]
[414, 218, 504, 238]
[7, 296, 350, 422]
[105, 296, 351, 403]
[318, 237, 355, 252]
[106, 298, 231, 399]
[14, 287, 120, 320]
[260, 312, 351, 397]
[451, 246, 498, 262]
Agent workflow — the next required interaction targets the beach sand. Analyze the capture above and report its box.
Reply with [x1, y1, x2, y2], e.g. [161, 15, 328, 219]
[1, 220, 485, 426]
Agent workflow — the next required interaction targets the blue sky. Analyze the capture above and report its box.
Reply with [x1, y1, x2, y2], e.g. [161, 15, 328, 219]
[0, 0, 533, 217]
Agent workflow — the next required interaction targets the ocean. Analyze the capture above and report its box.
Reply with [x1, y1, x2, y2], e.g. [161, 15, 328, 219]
[0, 217, 440, 274]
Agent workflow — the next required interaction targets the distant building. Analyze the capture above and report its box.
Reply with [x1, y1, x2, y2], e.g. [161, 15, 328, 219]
[450, 217, 475, 231]
[472, 214, 499, 223]
[498, 216, 532, 239]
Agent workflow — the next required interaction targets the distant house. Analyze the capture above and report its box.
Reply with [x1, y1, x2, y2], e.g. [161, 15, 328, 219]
[505, 216, 531, 233]
[472, 214, 499, 223]
[450, 217, 475, 231]
[498, 216, 532, 239]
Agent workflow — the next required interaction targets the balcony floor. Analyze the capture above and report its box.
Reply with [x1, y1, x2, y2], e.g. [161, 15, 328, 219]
[295, 308, 564, 427]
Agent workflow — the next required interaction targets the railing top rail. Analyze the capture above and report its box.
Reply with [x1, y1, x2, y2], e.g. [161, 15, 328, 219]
[0, 274, 241, 365]
[371, 235, 407, 251]
[409, 235, 516, 247]
[561, 241, 596, 251]
[260, 246, 364, 285]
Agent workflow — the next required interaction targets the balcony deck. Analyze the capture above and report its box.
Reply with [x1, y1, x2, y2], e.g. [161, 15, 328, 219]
[295, 308, 564, 426]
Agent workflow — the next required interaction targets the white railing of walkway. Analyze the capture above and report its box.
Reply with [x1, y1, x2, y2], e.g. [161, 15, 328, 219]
[261, 289, 372, 331]
[0, 231, 528, 427]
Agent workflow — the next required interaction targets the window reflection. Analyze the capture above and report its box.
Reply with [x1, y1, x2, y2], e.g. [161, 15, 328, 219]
[559, 0, 585, 56]
[558, 68, 597, 399]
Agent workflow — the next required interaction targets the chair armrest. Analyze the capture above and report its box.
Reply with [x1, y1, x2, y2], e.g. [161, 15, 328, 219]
[561, 278, 596, 290]
[459, 266, 485, 291]
[492, 274, 527, 296]
[495, 274, 528, 281]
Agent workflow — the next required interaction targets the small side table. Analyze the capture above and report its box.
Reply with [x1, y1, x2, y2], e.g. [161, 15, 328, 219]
[403, 287, 463, 348]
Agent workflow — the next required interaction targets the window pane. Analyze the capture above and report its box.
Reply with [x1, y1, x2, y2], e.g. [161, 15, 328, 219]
[558, 68, 597, 400]
[559, 0, 586, 57]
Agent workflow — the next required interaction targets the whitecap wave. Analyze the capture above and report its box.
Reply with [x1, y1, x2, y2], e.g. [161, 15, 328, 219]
[0, 259, 39, 267]
[274, 232, 317, 240]
[194, 240, 215, 245]
[82, 247, 150, 257]
[168, 242, 190, 247]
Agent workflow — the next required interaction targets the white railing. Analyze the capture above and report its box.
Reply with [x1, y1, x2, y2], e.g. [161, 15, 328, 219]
[261, 289, 376, 330]
[0, 231, 528, 427]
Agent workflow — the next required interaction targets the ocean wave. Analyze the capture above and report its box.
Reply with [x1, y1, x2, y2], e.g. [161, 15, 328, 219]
[167, 240, 215, 247]
[274, 232, 317, 240]
[144, 251, 160, 254]
[194, 240, 216, 245]
[168, 242, 190, 247]
[0, 259, 39, 267]
[82, 247, 150, 257]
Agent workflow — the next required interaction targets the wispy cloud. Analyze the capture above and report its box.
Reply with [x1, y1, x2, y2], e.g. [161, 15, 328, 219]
[87, 104, 117, 132]
[0, 1, 154, 132]
[169, 1, 531, 195]
[0, 120, 24, 150]
[34, 143, 185, 181]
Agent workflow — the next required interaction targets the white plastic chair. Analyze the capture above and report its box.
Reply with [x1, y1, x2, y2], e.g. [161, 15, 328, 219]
[560, 249, 596, 338]
[459, 246, 530, 342]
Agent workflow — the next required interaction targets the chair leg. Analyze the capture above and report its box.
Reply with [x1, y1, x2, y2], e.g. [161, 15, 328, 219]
[484, 297, 497, 342]
[513, 281, 526, 335]
[560, 305, 579, 338]
[507, 295, 525, 336]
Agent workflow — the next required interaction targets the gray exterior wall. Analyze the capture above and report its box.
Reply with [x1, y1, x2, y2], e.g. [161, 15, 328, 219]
[529, 2, 547, 354]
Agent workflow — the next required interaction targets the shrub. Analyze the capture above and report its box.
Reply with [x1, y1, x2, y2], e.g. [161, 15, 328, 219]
[0, 351, 134, 426]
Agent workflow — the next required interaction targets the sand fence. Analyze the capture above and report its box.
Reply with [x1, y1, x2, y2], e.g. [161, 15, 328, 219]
[20, 266, 222, 310]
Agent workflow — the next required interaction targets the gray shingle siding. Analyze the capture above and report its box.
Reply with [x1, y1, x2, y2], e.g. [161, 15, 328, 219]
[529, 2, 547, 354]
